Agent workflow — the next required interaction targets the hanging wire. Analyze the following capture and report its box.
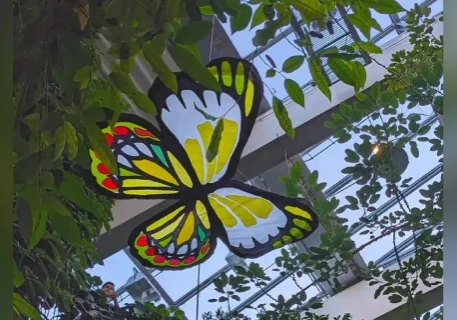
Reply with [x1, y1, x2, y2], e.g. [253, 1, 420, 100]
[208, 15, 216, 62]
[195, 264, 201, 320]
[194, 16, 217, 320]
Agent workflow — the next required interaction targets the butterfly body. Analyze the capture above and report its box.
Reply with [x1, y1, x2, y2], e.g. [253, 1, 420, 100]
[87, 58, 319, 270]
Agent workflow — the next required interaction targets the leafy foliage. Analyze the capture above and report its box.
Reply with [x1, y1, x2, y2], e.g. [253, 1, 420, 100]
[13, 0, 438, 319]
[204, 6, 443, 320]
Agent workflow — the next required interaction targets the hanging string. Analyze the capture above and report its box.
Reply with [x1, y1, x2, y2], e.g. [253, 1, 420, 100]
[208, 15, 216, 62]
[195, 263, 201, 320]
[193, 15, 216, 320]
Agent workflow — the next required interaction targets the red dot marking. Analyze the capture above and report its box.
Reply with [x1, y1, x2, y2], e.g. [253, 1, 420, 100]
[105, 133, 114, 146]
[114, 126, 129, 136]
[154, 256, 166, 263]
[201, 244, 210, 254]
[136, 235, 148, 247]
[145, 248, 156, 256]
[184, 256, 196, 264]
[102, 177, 118, 190]
[134, 127, 155, 139]
[97, 163, 110, 175]
[169, 259, 180, 266]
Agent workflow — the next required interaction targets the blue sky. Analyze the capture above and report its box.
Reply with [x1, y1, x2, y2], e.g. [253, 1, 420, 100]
[89, 0, 443, 318]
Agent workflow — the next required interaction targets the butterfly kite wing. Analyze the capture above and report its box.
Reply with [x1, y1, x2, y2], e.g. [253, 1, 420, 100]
[128, 199, 216, 269]
[87, 113, 197, 199]
[149, 57, 264, 187]
[207, 181, 319, 258]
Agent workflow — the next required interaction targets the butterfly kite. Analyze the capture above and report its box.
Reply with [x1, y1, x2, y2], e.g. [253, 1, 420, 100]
[87, 57, 318, 270]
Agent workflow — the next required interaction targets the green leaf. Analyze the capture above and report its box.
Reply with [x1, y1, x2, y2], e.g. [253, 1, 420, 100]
[266, 69, 276, 78]
[169, 45, 221, 92]
[108, 42, 141, 60]
[433, 61, 443, 80]
[73, 65, 92, 89]
[64, 121, 78, 160]
[16, 197, 33, 244]
[206, 119, 224, 162]
[309, 57, 331, 100]
[109, 71, 137, 95]
[175, 20, 212, 44]
[53, 125, 66, 160]
[282, 55, 305, 73]
[388, 294, 403, 303]
[273, 97, 295, 139]
[13, 261, 24, 287]
[184, 0, 202, 21]
[318, 52, 362, 61]
[251, 5, 267, 29]
[85, 120, 118, 175]
[290, 0, 327, 21]
[143, 41, 178, 93]
[29, 200, 47, 249]
[230, 4, 252, 34]
[59, 173, 100, 213]
[409, 141, 419, 158]
[13, 293, 40, 320]
[289, 161, 303, 182]
[252, 21, 278, 46]
[129, 92, 158, 115]
[364, 0, 405, 14]
[347, 13, 382, 39]
[265, 55, 276, 68]
[328, 58, 356, 87]
[351, 41, 383, 54]
[345, 149, 360, 163]
[210, 0, 227, 23]
[155, 0, 181, 28]
[284, 79, 305, 107]
[419, 62, 440, 87]
[346, 196, 358, 205]
[417, 125, 431, 135]
[308, 171, 318, 186]
[45, 194, 71, 217]
[371, 81, 381, 100]
[49, 210, 81, 244]
[13, 134, 32, 159]
[350, 61, 367, 91]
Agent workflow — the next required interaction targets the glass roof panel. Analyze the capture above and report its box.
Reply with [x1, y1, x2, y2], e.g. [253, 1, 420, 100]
[353, 174, 441, 263]
[252, 33, 312, 102]
[429, 0, 443, 17]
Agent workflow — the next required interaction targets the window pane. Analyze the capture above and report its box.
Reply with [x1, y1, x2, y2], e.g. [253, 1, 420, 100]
[429, 0, 443, 17]
[156, 267, 198, 301]
[200, 242, 230, 279]
[179, 277, 232, 319]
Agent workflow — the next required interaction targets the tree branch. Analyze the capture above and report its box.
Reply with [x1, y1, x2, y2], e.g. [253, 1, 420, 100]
[352, 223, 408, 255]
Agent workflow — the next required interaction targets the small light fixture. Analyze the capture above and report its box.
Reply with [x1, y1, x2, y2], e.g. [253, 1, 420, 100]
[226, 253, 248, 273]
[122, 268, 161, 304]
[370, 143, 409, 180]
[372, 145, 380, 155]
